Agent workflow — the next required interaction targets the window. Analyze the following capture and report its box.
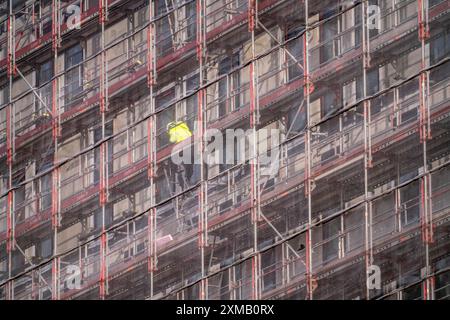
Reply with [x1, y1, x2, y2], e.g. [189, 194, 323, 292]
[322, 218, 340, 262]
[372, 192, 396, 240]
[343, 80, 356, 107]
[156, 108, 175, 149]
[13, 169, 26, 223]
[340, 8, 361, 53]
[322, 90, 339, 118]
[36, 60, 53, 119]
[94, 206, 113, 230]
[286, 26, 304, 80]
[320, 18, 338, 64]
[261, 248, 277, 292]
[430, 28, 450, 65]
[38, 60, 53, 85]
[155, 0, 197, 55]
[429, 0, 446, 7]
[344, 208, 364, 253]
[84, 0, 98, 10]
[0, 199, 5, 235]
[93, 122, 113, 184]
[64, 44, 84, 109]
[319, 7, 360, 64]
[287, 103, 306, 135]
[435, 271, 450, 300]
[401, 283, 422, 300]
[400, 181, 420, 227]
[184, 1, 196, 42]
[368, 0, 380, 38]
[398, 78, 418, 125]
[218, 52, 241, 118]
[39, 0, 52, 36]
[156, 86, 176, 112]
[36, 160, 52, 211]
[178, 72, 199, 132]
[367, 67, 380, 96]
[155, 1, 172, 56]
[40, 237, 53, 259]
[397, 0, 417, 24]
[0, 159, 8, 195]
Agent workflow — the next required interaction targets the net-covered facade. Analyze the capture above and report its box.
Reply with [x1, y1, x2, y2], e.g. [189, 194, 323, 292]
[0, 0, 450, 300]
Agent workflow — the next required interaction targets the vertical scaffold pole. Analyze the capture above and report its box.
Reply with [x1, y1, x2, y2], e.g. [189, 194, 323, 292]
[248, 0, 260, 300]
[99, 0, 109, 300]
[52, 0, 61, 52]
[362, 0, 374, 300]
[303, 0, 314, 300]
[51, 0, 61, 300]
[196, 0, 208, 300]
[418, 0, 430, 143]
[6, 0, 15, 300]
[418, 0, 433, 301]
[147, 0, 157, 299]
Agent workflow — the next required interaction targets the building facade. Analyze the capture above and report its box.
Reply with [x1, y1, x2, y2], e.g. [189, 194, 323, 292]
[0, 0, 449, 300]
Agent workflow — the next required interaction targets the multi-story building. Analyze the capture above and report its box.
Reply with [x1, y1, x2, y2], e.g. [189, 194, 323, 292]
[0, 0, 449, 300]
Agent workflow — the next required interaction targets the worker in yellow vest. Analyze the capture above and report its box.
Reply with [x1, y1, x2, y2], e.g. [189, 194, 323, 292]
[167, 120, 193, 190]
[167, 121, 192, 144]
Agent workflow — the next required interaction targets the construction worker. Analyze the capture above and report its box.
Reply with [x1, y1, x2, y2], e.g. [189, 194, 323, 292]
[167, 121, 192, 144]
[167, 120, 193, 190]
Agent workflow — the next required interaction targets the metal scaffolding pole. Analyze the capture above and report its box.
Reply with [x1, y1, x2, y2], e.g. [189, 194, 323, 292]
[5, 0, 15, 301]
[362, 0, 373, 300]
[303, 0, 314, 300]
[147, 0, 157, 299]
[196, 0, 207, 300]
[99, 0, 109, 300]
[248, 0, 261, 300]
[51, 0, 61, 300]
[418, 0, 433, 300]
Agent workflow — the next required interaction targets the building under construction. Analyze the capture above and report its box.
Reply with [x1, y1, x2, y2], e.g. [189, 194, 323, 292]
[0, 0, 449, 300]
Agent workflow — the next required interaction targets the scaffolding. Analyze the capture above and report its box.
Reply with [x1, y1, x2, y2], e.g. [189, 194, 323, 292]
[0, 0, 449, 300]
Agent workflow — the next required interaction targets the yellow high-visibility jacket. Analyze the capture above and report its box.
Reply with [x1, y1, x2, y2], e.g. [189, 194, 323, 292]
[167, 121, 192, 144]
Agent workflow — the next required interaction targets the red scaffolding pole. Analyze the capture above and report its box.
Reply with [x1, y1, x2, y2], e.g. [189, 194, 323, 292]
[52, 0, 61, 51]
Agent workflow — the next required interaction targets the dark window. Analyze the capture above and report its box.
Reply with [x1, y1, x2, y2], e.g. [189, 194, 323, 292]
[320, 19, 337, 64]
[185, 74, 199, 132]
[367, 67, 379, 96]
[36, 160, 52, 212]
[185, 2, 196, 41]
[429, 0, 446, 6]
[400, 181, 420, 227]
[85, 0, 97, 10]
[261, 248, 277, 292]
[40, 237, 53, 258]
[435, 271, 450, 300]
[287, 103, 306, 135]
[13, 169, 26, 222]
[156, 105, 175, 148]
[402, 283, 422, 300]
[322, 90, 338, 118]
[93, 122, 113, 184]
[36, 60, 53, 116]
[322, 218, 340, 262]
[64, 44, 84, 109]
[218, 52, 241, 117]
[155, 86, 176, 112]
[94, 206, 113, 229]
[286, 26, 304, 80]
[430, 29, 450, 65]
[155, 0, 173, 56]
[38, 60, 53, 85]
